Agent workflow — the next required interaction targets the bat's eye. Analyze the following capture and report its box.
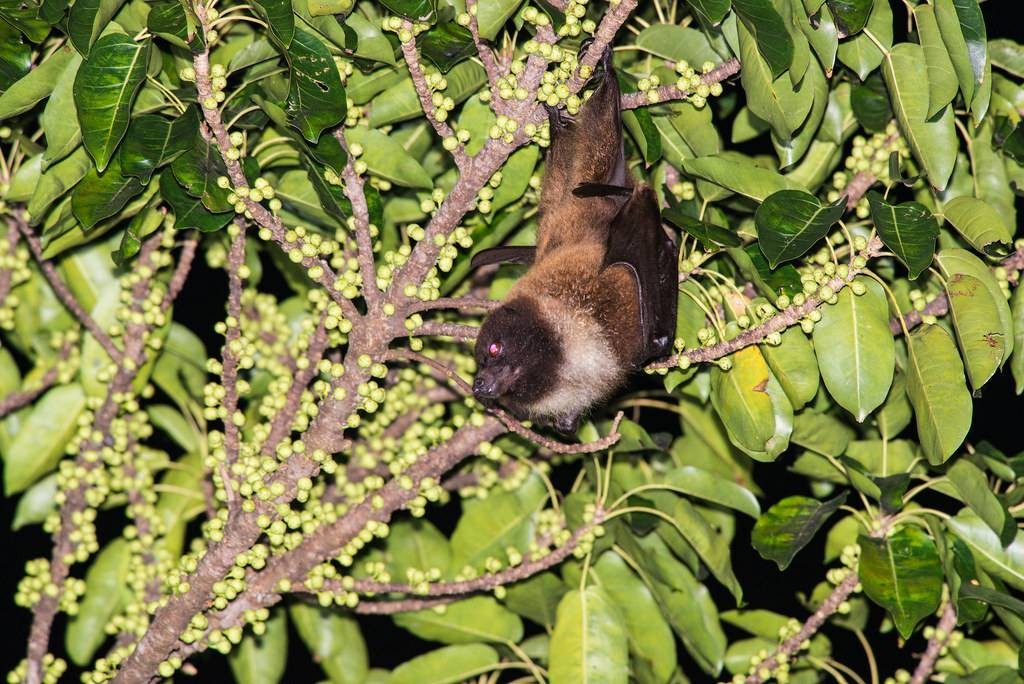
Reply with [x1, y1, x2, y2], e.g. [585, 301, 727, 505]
[488, 341, 502, 358]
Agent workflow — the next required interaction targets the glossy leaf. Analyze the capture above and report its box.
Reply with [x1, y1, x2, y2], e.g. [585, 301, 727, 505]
[3, 384, 87, 494]
[858, 526, 943, 639]
[732, 0, 793, 78]
[937, 248, 1015, 370]
[147, 0, 204, 51]
[119, 109, 199, 182]
[934, 0, 987, 109]
[883, 43, 957, 192]
[737, 21, 811, 140]
[948, 459, 1012, 544]
[756, 189, 844, 267]
[836, 0, 892, 80]
[752, 493, 847, 570]
[394, 596, 523, 644]
[39, 50, 83, 167]
[711, 346, 793, 462]
[66, 539, 130, 664]
[27, 147, 91, 223]
[949, 510, 1024, 592]
[253, 0, 294, 46]
[73, 34, 149, 172]
[389, 644, 499, 684]
[683, 154, 805, 202]
[905, 324, 973, 465]
[941, 196, 1014, 257]
[68, 0, 127, 55]
[826, 0, 870, 37]
[477, 0, 524, 40]
[228, 609, 288, 684]
[943, 273, 1007, 391]
[449, 477, 545, 571]
[549, 586, 629, 684]
[0, 43, 76, 119]
[812, 277, 895, 422]
[160, 172, 233, 233]
[663, 466, 761, 518]
[289, 604, 368, 684]
[914, 4, 959, 119]
[286, 29, 347, 142]
[344, 127, 433, 189]
[662, 209, 742, 249]
[71, 157, 146, 230]
[867, 191, 940, 278]
[761, 326, 820, 410]
[418, 24, 474, 72]
[369, 60, 484, 128]
[170, 136, 232, 212]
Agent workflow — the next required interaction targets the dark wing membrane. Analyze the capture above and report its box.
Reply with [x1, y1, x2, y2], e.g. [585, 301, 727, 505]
[572, 183, 634, 198]
[469, 246, 537, 270]
[602, 184, 678, 362]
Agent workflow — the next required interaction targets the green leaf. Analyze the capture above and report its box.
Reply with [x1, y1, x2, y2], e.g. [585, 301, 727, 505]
[66, 539, 130, 664]
[228, 609, 288, 684]
[11, 474, 57, 530]
[663, 466, 761, 518]
[710, 346, 793, 462]
[590, 552, 676, 683]
[0, 43, 76, 119]
[147, 0, 205, 51]
[867, 191, 940, 278]
[160, 172, 233, 233]
[883, 43, 957, 192]
[791, 409, 854, 458]
[39, 50, 83, 167]
[989, 38, 1024, 78]
[286, 29, 347, 142]
[389, 644, 498, 684]
[119, 108, 199, 182]
[633, 24, 723, 66]
[850, 75, 892, 134]
[477, 0, 524, 40]
[914, 4, 959, 119]
[682, 154, 805, 202]
[418, 24, 474, 72]
[752, 493, 846, 570]
[344, 127, 433, 189]
[941, 196, 1014, 257]
[958, 583, 1024, 619]
[905, 324, 973, 465]
[686, 0, 729, 25]
[253, 0, 294, 46]
[812, 276, 895, 422]
[394, 597, 523, 645]
[378, 0, 434, 20]
[73, 34, 149, 172]
[943, 273, 1008, 391]
[761, 326, 820, 410]
[171, 135, 232, 212]
[502, 572, 567, 628]
[147, 405, 198, 452]
[826, 0, 870, 37]
[0, 22, 30, 92]
[0, 0, 51, 42]
[737, 21, 811, 139]
[345, 11, 397, 65]
[934, 0, 986, 110]
[662, 208, 742, 249]
[71, 157, 146, 231]
[836, 0, 892, 80]
[449, 476, 545, 571]
[755, 189, 844, 267]
[937, 248, 1014, 370]
[27, 147, 91, 223]
[949, 510, 1024, 592]
[1012, 282, 1024, 394]
[858, 526, 943, 639]
[3, 383, 87, 494]
[732, 0, 793, 79]
[68, 0, 127, 55]
[948, 459, 1011, 544]
[491, 145, 539, 212]
[289, 604, 368, 684]
[549, 586, 629, 684]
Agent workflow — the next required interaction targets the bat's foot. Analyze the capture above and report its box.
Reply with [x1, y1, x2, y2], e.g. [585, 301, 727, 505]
[544, 103, 570, 130]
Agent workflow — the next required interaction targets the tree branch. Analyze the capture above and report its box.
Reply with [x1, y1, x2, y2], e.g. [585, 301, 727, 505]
[333, 129, 382, 311]
[620, 58, 740, 110]
[10, 214, 122, 363]
[909, 601, 957, 684]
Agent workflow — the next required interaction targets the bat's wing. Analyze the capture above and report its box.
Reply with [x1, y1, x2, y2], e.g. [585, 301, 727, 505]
[601, 184, 678, 363]
[470, 246, 536, 270]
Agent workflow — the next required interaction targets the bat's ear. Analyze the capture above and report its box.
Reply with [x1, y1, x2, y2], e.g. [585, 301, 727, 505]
[572, 183, 633, 198]
[470, 246, 537, 270]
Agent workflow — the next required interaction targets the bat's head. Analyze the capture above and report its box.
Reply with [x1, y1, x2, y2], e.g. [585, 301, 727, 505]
[473, 298, 559, 406]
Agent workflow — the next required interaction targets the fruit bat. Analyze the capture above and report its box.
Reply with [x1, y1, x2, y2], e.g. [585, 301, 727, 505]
[470, 51, 678, 433]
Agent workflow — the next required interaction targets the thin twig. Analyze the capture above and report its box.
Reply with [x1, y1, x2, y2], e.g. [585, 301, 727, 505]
[11, 214, 122, 363]
[333, 129, 382, 311]
[406, 296, 501, 315]
[413, 321, 479, 340]
[619, 58, 740, 109]
[909, 601, 957, 684]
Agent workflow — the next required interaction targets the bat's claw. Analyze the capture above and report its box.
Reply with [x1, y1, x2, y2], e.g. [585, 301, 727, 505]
[553, 413, 580, 435]
[544, 103, 571, 130]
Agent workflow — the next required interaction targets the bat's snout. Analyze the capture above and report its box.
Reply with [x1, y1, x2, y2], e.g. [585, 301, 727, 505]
[472, 374, 500, 400]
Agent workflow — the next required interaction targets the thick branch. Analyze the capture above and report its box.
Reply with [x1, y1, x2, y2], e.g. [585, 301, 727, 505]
[221, 225, 246, 476]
